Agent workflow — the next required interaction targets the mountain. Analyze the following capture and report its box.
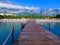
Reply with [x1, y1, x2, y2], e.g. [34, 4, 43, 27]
[40, 8, 60, 16]
[0, 1, 40, 16]
[0, 1, 60, 16]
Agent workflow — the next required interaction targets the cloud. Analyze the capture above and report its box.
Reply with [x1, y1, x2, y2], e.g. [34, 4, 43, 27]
[0, 2, 24, 9]
[24, 6, 39, 10]
[0, 1, 40, 10]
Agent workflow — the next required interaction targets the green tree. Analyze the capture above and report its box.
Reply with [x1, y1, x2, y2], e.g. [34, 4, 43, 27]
[0, 15, 4, 19]
[56, 14, 60, 18]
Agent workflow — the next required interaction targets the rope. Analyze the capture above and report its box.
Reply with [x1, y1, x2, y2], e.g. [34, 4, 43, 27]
[2, 27, 13, 45]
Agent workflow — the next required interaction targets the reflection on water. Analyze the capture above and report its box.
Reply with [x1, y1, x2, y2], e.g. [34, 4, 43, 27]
[0, 22, 22, 45]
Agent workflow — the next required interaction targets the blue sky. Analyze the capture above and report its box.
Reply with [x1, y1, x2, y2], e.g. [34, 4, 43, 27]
[9, 0, 60, 9]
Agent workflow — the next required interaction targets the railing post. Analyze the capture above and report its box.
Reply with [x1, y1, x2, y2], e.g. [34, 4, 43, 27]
[12, 27, 14, 43]
[41, 23, 43, 27]
[49, 22, 50, 31]
[21, 23, 25, 30]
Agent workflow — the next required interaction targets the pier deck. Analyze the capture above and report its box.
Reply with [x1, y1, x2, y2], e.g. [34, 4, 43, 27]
[13, 20, 60, 45]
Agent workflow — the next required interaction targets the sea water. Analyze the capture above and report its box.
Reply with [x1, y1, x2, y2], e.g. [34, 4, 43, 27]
[0, 22, 22, 45]
[40, 22, 60, 37]
[0, 22, 60, 45]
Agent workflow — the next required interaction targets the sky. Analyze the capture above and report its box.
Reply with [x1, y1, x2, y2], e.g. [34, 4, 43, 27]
[0, 0, 60, 10]
[9, 0, 60, 9]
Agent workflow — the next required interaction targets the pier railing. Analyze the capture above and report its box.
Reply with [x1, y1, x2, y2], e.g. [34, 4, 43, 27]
[2, 23, 26, 45]
[37, 22, 51, 31]
[2, 27, 14, 45]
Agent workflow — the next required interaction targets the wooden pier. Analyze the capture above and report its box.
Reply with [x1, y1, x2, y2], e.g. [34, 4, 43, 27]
[13, 20, 60, 45]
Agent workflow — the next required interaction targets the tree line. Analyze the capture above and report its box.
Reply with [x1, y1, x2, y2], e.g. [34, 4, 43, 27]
[0, 14, 60, 19]
[0, 15, 53, 19]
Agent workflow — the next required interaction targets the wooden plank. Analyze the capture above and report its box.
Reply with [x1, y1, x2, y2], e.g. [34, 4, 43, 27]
[13, 20, 60, 45]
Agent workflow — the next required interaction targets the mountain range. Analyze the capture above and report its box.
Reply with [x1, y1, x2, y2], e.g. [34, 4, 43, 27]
[40, 9, 60, 16]
[0, 1, 60, 16]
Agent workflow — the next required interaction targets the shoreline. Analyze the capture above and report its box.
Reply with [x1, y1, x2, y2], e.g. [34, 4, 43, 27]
[36, 19, 60, 22]
[0, 19, 60, 23]
[0, 19, 29, 23]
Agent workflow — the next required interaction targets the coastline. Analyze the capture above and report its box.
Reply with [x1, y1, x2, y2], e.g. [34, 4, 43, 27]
[36, 19, 60, 22]
[0, 19, 60, 23]
[0, 19, 29, 23]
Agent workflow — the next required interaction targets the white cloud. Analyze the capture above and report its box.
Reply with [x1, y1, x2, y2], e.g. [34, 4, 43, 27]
[0, 2, 24, 9]
[25, 6, 39, 10]
[0, 1, 40, 10]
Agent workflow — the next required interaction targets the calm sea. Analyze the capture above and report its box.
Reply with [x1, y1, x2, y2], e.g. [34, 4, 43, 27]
[39, 22, 60, 37]
[0, 22, 60, 45]
[0, 22, 22, 45]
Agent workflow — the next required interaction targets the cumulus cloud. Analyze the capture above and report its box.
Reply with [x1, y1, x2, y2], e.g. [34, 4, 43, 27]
[0, 1, 40, 10]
